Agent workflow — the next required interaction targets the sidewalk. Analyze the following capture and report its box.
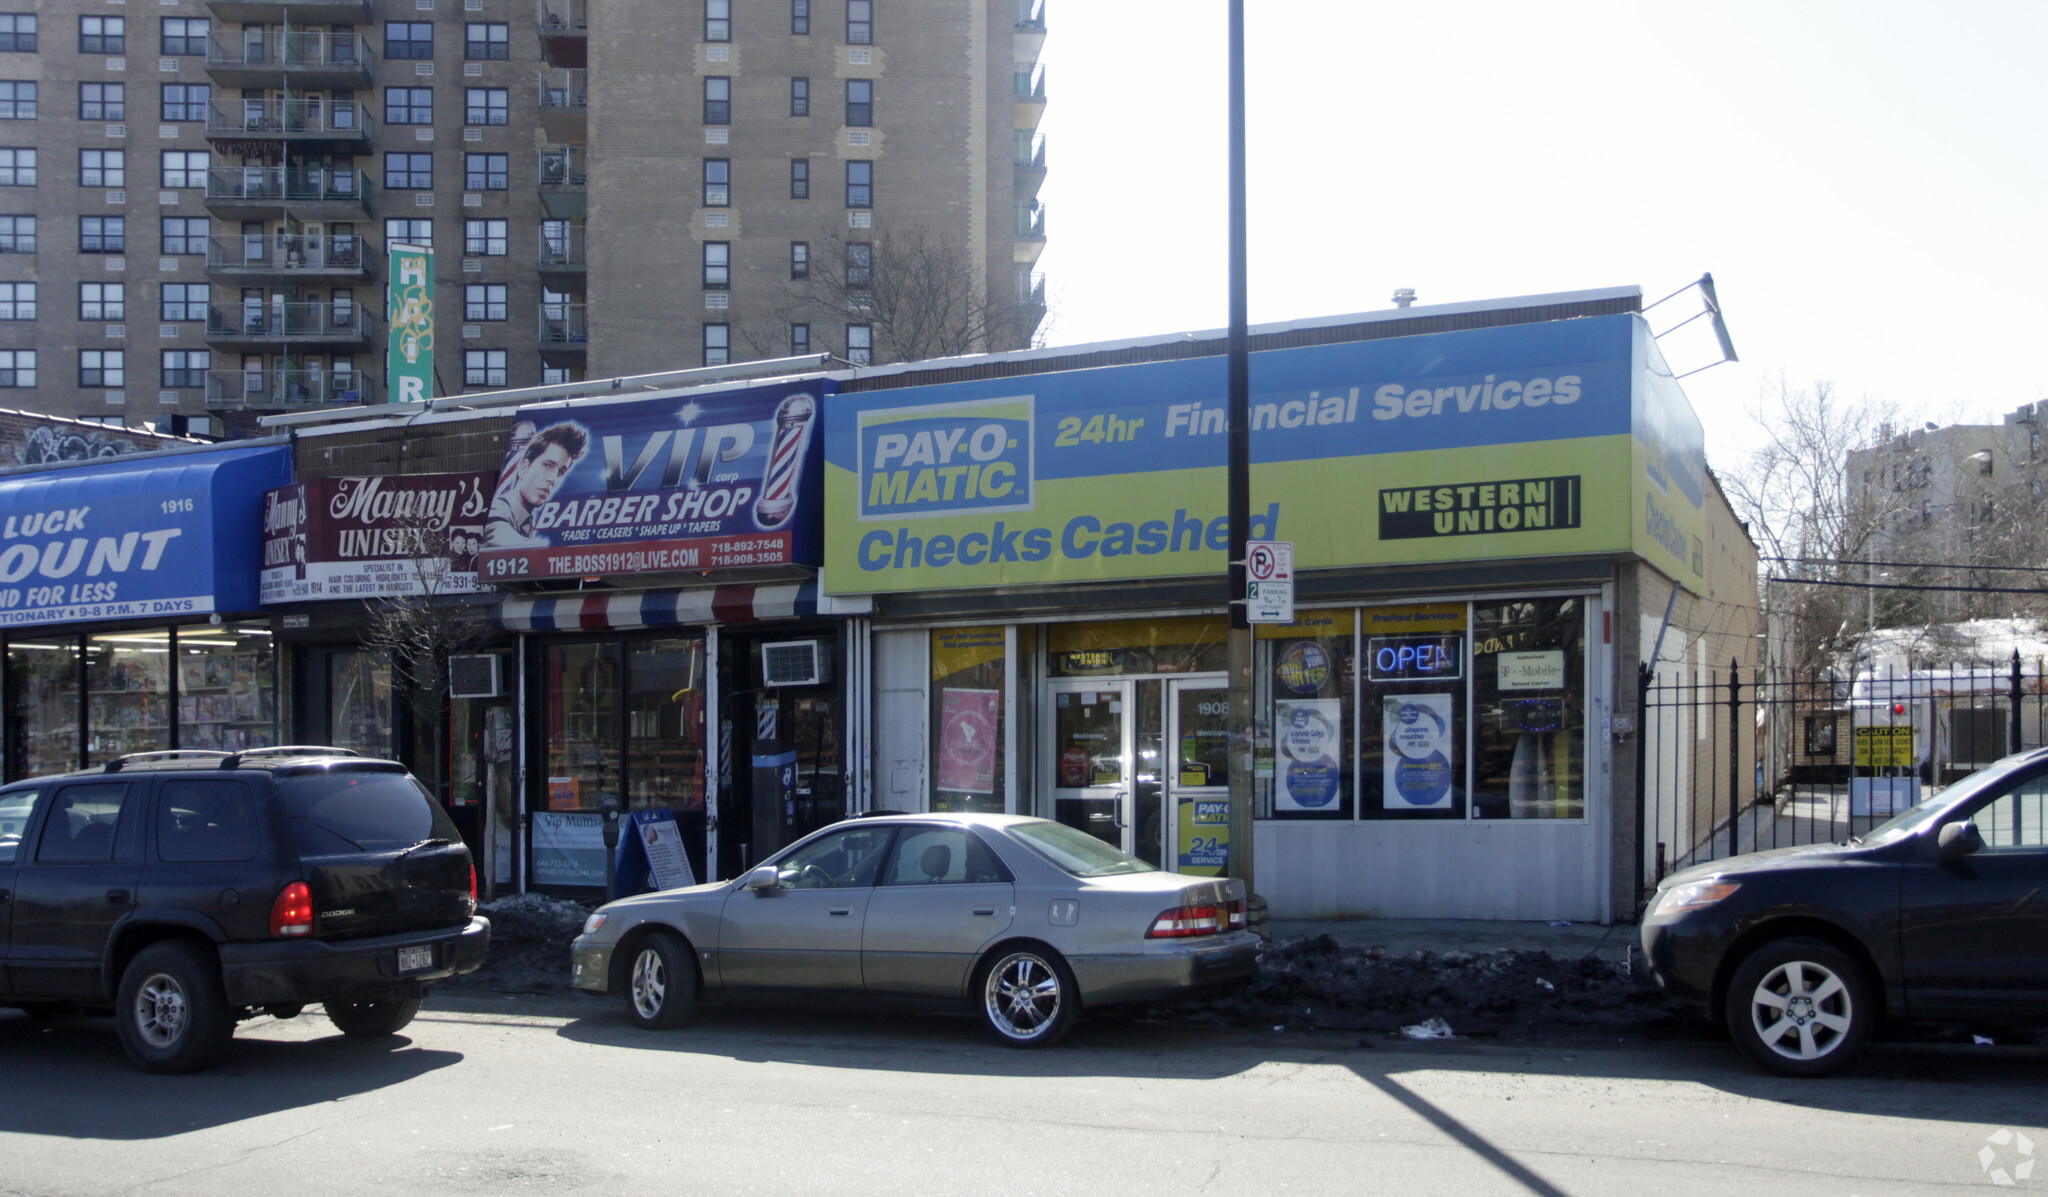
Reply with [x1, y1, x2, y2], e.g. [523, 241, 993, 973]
[1264, 917, 1636, 965]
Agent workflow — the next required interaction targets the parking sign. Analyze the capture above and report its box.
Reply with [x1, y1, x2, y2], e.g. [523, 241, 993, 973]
[1245, 539, 1294, 623]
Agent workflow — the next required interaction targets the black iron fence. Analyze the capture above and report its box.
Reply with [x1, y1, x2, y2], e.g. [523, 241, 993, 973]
[1635, 651, 2045, 910]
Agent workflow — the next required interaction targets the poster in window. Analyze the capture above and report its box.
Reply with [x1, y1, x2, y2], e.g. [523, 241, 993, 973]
[1274, 698, 1341, 811]
[1383, 694, 1454, 809]
[936, 687, 999, 795]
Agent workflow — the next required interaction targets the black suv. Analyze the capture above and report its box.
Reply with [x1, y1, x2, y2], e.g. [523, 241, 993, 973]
[0, 747, 490, 1073]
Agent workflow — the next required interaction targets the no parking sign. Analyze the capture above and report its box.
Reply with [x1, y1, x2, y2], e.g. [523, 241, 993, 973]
[1245, 540, 1294, 623]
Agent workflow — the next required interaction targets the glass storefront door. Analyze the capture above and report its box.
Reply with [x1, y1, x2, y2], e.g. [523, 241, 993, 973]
[1165, 677, 1231, 876]
[1047, 678, 1133, 856]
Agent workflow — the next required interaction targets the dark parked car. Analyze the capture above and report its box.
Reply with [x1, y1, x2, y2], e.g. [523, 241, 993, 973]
[1643, 747, 2048, 1076]
[0, 748, 490, 1073]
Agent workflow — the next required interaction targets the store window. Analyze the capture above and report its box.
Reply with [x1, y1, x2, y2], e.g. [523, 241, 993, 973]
[545, 641, 620, 811]
[177, 621, 275, 753]
[86, 630, 170, 765]
[1046, 616, 1226, 677]
[7, 635, 80, 778]
[930, 626, 1005, 813]
[329, 647, 393, 758]
[1357, 603, 1468, 820]
[626, 638, 707, 814]
[1471, 597, 1585, 820]
[1257, 609, 1356, 820]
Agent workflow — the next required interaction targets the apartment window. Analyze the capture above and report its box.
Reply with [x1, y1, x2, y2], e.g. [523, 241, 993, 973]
[0, 81, 34, 119]
[385, 87, 433, 125]
[462, 218, 504, 255]
[0, 349, 34, 386]
[845, 79, 871, 126]
[79, 16, 123, 54]
[388, 217, 433, 248]
[385, 22, 433, 60]
[790, 322, 808, 354]
[161, 216, 207, 255]
[81, 149, 122, 187]
[161, 281, 207, 320]
[703, 158, 729, 206]
[701, 241, 729, 289]
[81, 83, 123, 121]
[80, 215, 124, 253]
[847, 0, 871, 45]
[791, 0, 809, 35]
[462, 283, 506, 321]
[846, 241, 872, 288]
[703, 76, 729, 124]
[845, 323, 871, 365]
[160, 18, 207, 57]
[0, 147, 32, 185]
[160, 83, 208, 122]
[465, 152, 507, 190]
[463, 22, 508, 60]
[161, 349, 209, 387]
[79, 349, 123, 387]
[703, 323, 728, 366]
[0, 214, 32, 252]
[845, 160, 871, 207]
[384, 152, 432, 190]
[464, 348, 506, 387]
[705, 0, 729, 42]
[464, 87, 507, 125]
[541, 365, 574, 385]
[790, 158, 808, 198]
[0, 281, 32, 319]
[790, 240, 808, 278]
[160, 150, 207, 189]
[0, 15, 35, 52]
[81, 283, 120, 320]
[790, 77, 808, 116]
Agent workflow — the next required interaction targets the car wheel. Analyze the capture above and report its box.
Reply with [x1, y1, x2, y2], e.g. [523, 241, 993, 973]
[325, 993, 424, 1038]
[115, 941, 234, 1074]
[624, 932, 697, 1031]
[1724, 937, 1873, 1077]
[977, 946, 1079, 1048]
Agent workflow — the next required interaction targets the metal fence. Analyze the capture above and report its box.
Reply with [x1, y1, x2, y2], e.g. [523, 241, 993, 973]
[1635, 652, 2044, 910]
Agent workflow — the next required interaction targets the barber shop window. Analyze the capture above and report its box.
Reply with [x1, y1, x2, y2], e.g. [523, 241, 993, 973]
[880, 825, 1012, 885]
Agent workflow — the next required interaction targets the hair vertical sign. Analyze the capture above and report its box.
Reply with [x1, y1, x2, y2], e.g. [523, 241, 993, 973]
[387, 243, 435, 404]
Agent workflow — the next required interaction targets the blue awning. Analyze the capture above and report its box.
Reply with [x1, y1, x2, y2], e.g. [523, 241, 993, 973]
[0, 444, 292, 627]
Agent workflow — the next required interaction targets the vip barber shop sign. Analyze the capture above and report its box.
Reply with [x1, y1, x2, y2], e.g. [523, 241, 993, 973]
[260, 471, 493, 603]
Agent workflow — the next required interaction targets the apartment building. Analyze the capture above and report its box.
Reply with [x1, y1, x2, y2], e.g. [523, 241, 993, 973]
[0, 0, 1046, 433]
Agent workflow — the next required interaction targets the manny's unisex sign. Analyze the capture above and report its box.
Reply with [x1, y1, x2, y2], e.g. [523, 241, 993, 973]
[260, 471, 493, 603]
[824, 313, 1710, 594]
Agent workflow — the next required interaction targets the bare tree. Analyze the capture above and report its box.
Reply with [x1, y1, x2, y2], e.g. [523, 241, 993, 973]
[742, 221, 1047, 365]
[357, 516, 492, 723]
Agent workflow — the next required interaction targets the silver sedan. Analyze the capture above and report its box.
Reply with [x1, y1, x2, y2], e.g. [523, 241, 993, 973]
[570, 813, 1261, 1046]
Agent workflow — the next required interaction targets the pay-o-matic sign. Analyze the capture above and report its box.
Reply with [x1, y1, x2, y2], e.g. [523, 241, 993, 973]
[824, 314, 1708, 594]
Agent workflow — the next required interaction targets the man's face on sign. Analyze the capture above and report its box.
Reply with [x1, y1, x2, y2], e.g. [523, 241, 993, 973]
[517, 443, 575, 507]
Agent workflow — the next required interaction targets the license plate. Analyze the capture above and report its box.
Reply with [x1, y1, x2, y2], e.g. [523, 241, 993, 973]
[397, 945, 434, 973]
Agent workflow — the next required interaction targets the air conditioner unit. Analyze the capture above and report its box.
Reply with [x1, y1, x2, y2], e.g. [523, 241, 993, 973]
[762, 639, 831, 688]
[448, 653, 503, 699]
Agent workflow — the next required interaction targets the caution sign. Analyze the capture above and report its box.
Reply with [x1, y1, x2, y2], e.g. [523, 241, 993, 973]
[1853, 725, 1914, 769]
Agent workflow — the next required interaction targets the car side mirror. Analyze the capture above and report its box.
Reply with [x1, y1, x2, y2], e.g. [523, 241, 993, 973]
[742, 864, 781, 892]
[1937, 820, 1984, 862]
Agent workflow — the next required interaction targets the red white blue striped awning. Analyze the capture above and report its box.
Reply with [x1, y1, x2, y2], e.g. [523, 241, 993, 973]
[498, 582, 819, 631]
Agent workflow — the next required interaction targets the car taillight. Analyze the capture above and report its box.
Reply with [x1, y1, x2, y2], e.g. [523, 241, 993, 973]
[1147, 904, 1224, 938]
[270, 881, 314, 938]
[468, 864, 478, 901]
[1225, 898, 1247, 931]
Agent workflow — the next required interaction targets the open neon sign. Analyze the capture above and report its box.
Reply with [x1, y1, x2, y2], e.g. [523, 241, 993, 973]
[1367, 634, 1464, 683]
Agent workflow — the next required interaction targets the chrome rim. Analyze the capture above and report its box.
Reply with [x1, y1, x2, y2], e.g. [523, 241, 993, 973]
[630, 948, 667, 1020]
[985, 953, 1061, 1040]
[134, 972, 190, 1050]
[1749, 959, 1853, 1061]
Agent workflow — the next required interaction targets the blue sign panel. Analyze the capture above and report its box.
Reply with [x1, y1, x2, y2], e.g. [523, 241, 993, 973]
[476, 379, 829, 583]
[0, 444, 291, 627]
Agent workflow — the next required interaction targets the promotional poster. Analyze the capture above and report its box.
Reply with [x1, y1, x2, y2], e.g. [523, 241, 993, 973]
[1384, 694, 1456, 810]
[259, 471, 492, 603]
[1274, 698, 1342, 811]
[476, 380, 828, 583]
[937, 688, 1000, 794]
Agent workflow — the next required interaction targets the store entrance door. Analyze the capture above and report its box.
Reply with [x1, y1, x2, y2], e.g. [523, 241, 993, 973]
[1044, 675, 1229, 870]
[1046, 679, 1137, 859]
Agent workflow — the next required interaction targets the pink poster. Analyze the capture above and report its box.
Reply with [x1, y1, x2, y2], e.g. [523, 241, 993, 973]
[938, 688, 1001, 794]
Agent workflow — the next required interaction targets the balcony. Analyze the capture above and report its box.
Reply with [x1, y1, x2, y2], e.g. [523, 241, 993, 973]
[204, 166, 370, 219]
[1015, 270, 1046, 309]
[538, 0, 588, 68]
[1013, 203, 1046, 263]
[205, 31, 372, 89]
[538, 146, 588, 220]
[1013, 130, 1045, 197]
[538, 224, 587, 287]
[538, 69, 588, 143]
[205, 301, 371, 348]
[1014, 0, 1046, 57]
[205, 233, 371, 279]
[206, 368, 374, 411]
[206, 0, 373, 27]
[205, 99, 371, 149]
[1014, 63, 1046, 126]
[537, 302, 588, 358]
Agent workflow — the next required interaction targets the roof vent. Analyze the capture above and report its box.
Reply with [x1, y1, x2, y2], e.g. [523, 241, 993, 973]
[1392, 288, 1417, 309]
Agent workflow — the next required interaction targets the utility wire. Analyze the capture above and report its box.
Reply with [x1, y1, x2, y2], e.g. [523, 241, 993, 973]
[1766, 576, 2047, 596]
[1763, 556, 2048, 575]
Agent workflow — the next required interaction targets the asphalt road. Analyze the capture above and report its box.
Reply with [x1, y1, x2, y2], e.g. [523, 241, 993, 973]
[0, 993, 2043, 1197]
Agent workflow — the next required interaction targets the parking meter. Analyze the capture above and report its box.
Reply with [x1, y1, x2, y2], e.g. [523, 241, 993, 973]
[599, 794, 623, 901]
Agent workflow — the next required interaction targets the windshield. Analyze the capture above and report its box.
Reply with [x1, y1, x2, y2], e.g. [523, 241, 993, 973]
[1008, 820, 1157, 878]
[1861, 751, 2040, 846]
[280, 769, 457, 856]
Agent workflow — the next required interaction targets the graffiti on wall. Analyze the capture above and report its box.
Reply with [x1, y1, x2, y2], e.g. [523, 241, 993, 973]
[12, 426, 148, 466]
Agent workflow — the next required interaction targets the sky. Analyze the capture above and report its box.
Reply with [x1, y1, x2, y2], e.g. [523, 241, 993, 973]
[1033, 1, 2048, 467]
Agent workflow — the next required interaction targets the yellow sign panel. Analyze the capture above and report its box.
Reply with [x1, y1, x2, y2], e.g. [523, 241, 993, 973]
[931, 626, 1005, 680]
[1853, 725, 1915, 768]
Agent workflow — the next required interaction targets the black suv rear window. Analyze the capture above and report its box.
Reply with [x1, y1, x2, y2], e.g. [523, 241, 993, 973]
[280, 770, 457, 856]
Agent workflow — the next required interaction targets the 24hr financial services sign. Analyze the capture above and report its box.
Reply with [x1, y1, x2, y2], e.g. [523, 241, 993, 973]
[823, 314, 1708, 594]
[475, 380, 827, 584]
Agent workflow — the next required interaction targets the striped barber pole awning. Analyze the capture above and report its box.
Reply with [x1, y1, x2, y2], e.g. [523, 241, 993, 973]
[499, 582, 819, 631]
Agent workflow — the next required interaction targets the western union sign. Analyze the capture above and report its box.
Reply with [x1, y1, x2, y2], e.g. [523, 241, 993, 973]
[1379, 475, 1581, 540]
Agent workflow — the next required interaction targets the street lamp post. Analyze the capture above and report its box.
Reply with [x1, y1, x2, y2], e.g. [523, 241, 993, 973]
[1223, 0, 1257, 900]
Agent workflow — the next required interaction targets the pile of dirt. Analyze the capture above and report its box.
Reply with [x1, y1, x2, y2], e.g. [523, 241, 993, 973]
[441, 893, 589, 994]
[1164, 933, 1677, 1039]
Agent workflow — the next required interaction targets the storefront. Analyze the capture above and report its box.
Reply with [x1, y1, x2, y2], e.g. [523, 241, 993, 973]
[828, 289, 1751, 922]
[0, 441, 292, 779]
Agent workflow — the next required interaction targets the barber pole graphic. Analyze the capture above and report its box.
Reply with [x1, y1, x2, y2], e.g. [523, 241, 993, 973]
[754, 392, 817, 529]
